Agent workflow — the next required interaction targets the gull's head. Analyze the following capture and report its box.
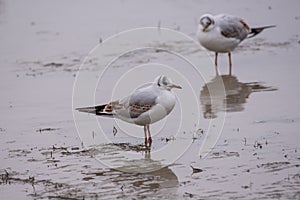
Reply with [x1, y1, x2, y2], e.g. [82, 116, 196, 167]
[155, 75, 182, 91]
[199, 14, 215, 32]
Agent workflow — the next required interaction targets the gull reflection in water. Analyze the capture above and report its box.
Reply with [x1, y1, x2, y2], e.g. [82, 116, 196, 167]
[200, 75, 277, 119]
[112, 147, 178, 198]
[89, 143, 179, 198]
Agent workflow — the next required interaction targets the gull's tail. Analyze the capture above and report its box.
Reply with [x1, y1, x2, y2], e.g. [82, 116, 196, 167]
[76, 104, 113, 116]
[248, 25, 276, 38]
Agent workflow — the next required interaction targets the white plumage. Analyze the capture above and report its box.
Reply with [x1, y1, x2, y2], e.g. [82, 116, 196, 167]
[76, 75, 181, 147]
[197, 13, 275, 75]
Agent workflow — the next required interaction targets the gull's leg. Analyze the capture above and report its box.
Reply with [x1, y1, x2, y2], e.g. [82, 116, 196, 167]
[215, 52, 219, 76]
[144, 125, 147, 146]
[147, 125, 152, 146]
[228, 52, 232, 75]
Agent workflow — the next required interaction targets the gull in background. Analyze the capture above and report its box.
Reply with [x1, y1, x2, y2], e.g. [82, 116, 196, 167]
[76, 75, 182, 147]
[197, 13, 275, 75]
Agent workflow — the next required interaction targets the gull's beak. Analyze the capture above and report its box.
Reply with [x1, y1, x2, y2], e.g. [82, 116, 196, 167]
[202, 25, 208, 32]
[170, 84, 182, 89]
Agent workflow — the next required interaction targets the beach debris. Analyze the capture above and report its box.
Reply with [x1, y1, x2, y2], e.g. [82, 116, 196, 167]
[36, 128, 59, 133]
[43, 62, 63, 67]
[160, 136, 175, 143]
[183, 192, 194, 198]
[190, 165, 203, 174]
[254, 141, 263, 149]
[113, 126, 117, 136]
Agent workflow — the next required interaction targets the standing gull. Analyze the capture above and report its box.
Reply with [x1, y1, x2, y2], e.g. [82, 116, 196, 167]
[197, 13, 275, 75]
[76, 75, 182, 147]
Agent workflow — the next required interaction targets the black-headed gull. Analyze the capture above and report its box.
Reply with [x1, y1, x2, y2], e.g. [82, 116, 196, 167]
[76, 75, 182, 147]
[197, 13, 275, 75]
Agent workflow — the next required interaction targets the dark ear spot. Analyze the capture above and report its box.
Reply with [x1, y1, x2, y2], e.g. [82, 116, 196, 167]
[157, 76, 162, 86]
[200, 16, 210, 26]
[208, 17, 214, 25]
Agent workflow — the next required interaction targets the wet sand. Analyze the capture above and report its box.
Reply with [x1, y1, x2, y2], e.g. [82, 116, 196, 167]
[1, 0, 300, 199]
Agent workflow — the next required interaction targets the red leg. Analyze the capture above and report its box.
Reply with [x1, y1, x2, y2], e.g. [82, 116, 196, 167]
[147, 125, 152, 147]
[215, 52, 219, 76]
[228, 52, 232, 75]
[144, 126, 147, 146]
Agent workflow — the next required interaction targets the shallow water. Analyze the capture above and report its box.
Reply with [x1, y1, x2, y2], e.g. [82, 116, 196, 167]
[1, 0, 300, 199]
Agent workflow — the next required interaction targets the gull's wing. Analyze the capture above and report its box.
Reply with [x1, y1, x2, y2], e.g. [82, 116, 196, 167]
[118, 83, 159, 119]
[216, 14, 250, 40]
[76, 82, 160, 121]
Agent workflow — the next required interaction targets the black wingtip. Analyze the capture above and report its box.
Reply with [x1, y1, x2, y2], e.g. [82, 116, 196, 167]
[76, 106, 97, 114]
[76, 104, 113, 116]
[248, 25, 276, 39]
